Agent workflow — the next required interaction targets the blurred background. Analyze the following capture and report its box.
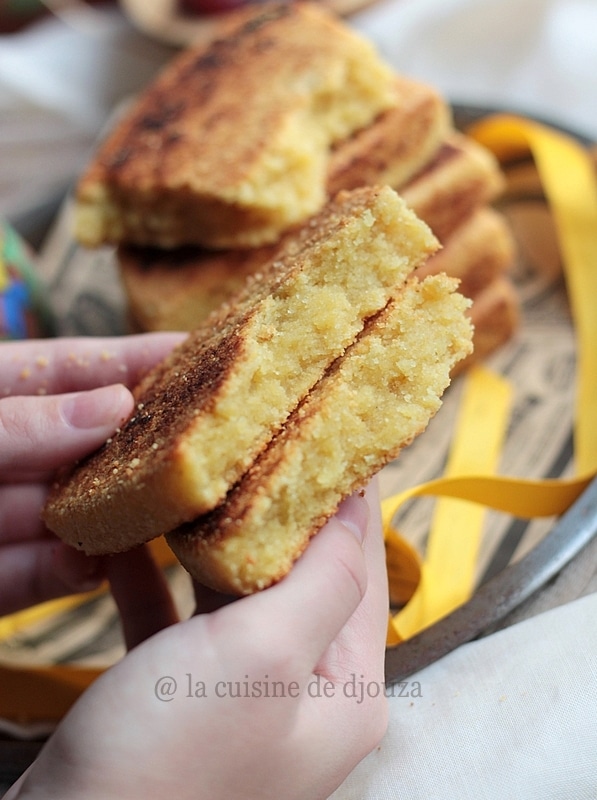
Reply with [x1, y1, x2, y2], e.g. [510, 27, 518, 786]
[1, 0, 596, 247]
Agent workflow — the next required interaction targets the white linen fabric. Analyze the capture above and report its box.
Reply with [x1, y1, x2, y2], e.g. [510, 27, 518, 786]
[0, 7, 171, 225]
[332, 593, 597, 799]
[353, 0, 597, 140]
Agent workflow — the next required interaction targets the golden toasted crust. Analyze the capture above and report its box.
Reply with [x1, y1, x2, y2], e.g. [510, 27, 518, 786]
[401, 131, 505, 241]
[44, 186, 438, 554]
[119, 242, 279, 332]
[117, 71, 450, 332]
[418, 206, 516, 299]
[74, 2, 398, 249]
[167, 274, 473, 595]
[119, 131, 505, 333]
[454, 275, 520, 375]
[327, 75, 450, 195]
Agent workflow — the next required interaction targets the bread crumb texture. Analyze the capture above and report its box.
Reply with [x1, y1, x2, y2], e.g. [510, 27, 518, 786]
[74, 3, 398, 248]
[168, 273, 473, 594]
[43, 186, 438, 553]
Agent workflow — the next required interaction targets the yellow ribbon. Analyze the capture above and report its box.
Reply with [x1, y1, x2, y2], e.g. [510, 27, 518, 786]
[0, 538, 176, 721]
[385, 114, 597, 643]
[0, 537, 176, 642]
[387, 366, 512, 641]
[471, 115, 597, 474]
[1, 114, 596, 722]
[0, 664, 103, 725]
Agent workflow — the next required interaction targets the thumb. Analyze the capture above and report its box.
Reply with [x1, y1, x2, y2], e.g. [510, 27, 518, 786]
[0, 384, 134, 480]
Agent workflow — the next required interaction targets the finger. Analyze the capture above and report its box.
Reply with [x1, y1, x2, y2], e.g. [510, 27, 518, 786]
[0, 384, 134, 481]
[0, 484, 49, 543]
[107, 545, 179, 651]
[211, 492, 369, 676]
[0, 539, 105, 616]
[0, 333, 185, 398]
[316, 479, 388, 684]
[292, 483, 389, 788]
[355, 479, 389, 660]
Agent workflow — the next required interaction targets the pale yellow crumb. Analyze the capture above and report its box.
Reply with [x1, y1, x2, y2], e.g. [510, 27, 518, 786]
[66, 353, 91, 369]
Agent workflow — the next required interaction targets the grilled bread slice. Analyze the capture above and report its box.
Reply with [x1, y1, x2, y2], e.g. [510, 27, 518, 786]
[119, 131, 505, 333]
[453, 275, 520, 376]
[400, 131, 504, 242]
[74, 2, 399, 250]
[418, 206, 516, 299]
[119, 242, 280, 333]
[168, 274, 473, 595]
[326, 74, 450, 196]
[44, 186, 438, 553]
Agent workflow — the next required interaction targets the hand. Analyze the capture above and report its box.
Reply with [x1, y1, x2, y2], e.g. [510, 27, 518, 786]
[0, 333, 184, 616]
[9, 482, 389, 800]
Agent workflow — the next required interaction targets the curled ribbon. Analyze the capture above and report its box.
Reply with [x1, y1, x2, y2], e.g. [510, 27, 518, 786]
[385, 115, 597, 644]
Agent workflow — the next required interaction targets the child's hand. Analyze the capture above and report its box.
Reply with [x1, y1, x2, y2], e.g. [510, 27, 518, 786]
[0, 334, 184, 615]
[10, 483, 389, 800]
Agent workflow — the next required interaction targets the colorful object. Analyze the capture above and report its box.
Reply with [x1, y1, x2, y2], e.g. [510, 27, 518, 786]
[0, 220, 52, 340]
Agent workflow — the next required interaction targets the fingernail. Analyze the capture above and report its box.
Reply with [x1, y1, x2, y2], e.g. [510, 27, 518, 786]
[335, 491, 369, 545]
[61, 385, 132, 430]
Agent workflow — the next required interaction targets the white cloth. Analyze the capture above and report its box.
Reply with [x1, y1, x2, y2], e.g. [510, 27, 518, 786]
[353, 0, 597, 140]
[333, 593, 597, 799]
[0, 7, 171, 224]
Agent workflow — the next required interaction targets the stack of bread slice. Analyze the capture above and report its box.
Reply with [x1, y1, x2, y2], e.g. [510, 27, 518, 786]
[117, 131, 517, 373]
[42, 4, 495, 594]
[46, 184, 474, 594]
[74, 2, 517, 370]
